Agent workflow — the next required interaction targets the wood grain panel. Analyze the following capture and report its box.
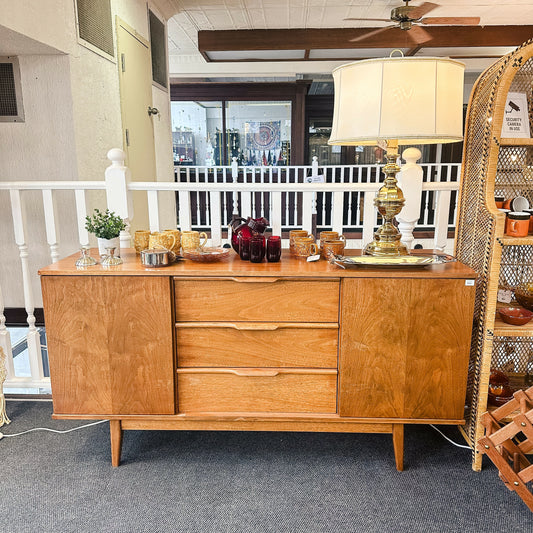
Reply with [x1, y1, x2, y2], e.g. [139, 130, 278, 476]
[42, 276, 175, 415]
[174, 279, 339, 322]
[177, 369, 337, 413]
[339, 278, 475, 420]
[176, 323, 338, 368]
[403, 279, 476, 419]
[339, 279, 408, 418]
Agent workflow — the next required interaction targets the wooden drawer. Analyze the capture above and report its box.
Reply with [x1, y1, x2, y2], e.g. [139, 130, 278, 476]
[176, 322, 338, 368]
[177, 368, 337, 413]
[174, 277, 339, 322]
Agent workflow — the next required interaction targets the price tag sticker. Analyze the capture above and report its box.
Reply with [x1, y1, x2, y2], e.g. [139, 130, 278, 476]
[497, 288, 513, 303]
[307, 255, 320, 262]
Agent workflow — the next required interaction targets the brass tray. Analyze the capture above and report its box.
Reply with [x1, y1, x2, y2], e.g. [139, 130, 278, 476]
[330, 254, 455, 269]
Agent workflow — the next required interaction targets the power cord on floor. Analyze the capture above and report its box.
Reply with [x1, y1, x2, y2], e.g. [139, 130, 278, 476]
[0, 419, 108, 440]
[430, 424, 472, 450]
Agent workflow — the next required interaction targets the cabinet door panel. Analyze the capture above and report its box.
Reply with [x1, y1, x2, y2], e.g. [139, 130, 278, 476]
[339, 278, 475, 420]
[42, 276, 175, 415]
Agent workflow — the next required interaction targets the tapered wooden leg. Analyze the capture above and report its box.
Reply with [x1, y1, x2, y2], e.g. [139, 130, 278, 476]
[392, 424, 404, 471]
[110, 420, 123, 467]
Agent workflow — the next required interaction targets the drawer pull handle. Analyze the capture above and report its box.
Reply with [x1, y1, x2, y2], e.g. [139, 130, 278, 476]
[229, 277, 280, 283]
[232, 323, 279, 331]
[231, 369, 280, 377]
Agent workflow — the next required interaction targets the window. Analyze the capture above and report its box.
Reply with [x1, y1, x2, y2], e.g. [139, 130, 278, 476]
[171, 101, 223, 166]
[171, 99, 291, 166]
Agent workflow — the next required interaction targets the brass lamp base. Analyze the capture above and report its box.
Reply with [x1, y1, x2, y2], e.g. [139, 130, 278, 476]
[364, 139, 409, 257]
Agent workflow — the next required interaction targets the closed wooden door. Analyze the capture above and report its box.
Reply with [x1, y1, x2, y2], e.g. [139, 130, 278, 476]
[339, 277, 475, 420]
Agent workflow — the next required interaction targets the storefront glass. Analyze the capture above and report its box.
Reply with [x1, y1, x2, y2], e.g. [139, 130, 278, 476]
[225, 101, 291, 166]
[171, 101, 222, 166]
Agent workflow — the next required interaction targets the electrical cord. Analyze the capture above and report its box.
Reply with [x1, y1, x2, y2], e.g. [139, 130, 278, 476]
[430, 424, 472, 450]
[0, 419, 108, 440]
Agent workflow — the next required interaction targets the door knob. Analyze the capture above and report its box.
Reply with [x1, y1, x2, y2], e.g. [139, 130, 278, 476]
[147, 106, 159, 116]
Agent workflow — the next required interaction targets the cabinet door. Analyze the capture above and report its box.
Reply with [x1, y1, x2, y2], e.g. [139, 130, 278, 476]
[339, 277, 475, 420]
[42, 276, 175, 415]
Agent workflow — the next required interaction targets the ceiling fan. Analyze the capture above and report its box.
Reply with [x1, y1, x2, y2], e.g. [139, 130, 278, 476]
[346, 1, 481, 44]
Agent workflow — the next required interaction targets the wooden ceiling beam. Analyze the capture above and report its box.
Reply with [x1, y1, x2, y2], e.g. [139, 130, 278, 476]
[198, 26, 533, 53]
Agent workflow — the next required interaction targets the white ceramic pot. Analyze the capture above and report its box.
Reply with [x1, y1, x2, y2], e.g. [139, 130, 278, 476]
[97, 237, 120, 257]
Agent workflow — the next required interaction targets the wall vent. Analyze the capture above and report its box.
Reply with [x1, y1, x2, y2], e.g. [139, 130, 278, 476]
[149, 10, 167, 89]
[76, 0, 114, 57]
[0, 57, 24, 122]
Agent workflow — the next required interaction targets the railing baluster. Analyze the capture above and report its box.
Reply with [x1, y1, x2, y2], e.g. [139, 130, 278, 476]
[178, 190, 192, 231]
[209, 191, 222, 245]
[362, 191, 375, 247]
[332, 190, 344, 235]
[9, 189, 44, 383]
[434, 190, 452, 252]
[42, 189, 60, 263]
[302, 191, 314, 234]
[0, 284, 15, 380]
[147, 190, 160, 232]
[74, 189, 89, 246]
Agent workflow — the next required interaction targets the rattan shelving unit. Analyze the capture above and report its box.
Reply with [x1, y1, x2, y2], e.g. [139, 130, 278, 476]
[455, 39, 533, 470]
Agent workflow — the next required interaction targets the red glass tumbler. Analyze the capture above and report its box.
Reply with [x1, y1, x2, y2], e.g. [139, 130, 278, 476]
[266, 236, 281, 262]
[238, 234, 251, 261]
[250, 236, 266, 263]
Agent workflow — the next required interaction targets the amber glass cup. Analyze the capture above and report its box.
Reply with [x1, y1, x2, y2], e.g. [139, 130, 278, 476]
[266, 236, 282, 262]
[250, 236, 266, 263]
[289, 230, 309, 255]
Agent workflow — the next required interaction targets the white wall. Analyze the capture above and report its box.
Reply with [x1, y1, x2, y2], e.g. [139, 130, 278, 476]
[0, 0, 175, 307]
[0, 55, 80, 307]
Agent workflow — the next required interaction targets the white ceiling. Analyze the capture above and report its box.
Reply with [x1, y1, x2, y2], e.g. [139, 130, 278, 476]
[167, 0, 533, 79]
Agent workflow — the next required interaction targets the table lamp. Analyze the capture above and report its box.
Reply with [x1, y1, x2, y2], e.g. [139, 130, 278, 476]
[328, 54, 465, 256]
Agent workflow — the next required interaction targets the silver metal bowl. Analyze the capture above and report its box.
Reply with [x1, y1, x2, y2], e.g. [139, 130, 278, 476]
[140, 248, 174, 268]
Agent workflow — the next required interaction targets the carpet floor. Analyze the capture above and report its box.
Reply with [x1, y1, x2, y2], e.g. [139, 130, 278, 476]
[0, 401, 530, 533]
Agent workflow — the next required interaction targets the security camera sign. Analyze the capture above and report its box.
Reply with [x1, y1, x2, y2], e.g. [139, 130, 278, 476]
[502, 92, 531, 138]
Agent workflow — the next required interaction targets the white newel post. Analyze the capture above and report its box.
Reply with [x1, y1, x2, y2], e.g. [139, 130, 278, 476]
[397, 148, 423, 251]
[105, 148, 133, 249]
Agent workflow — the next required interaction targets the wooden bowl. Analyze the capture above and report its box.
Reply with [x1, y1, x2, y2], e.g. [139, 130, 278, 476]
[514, 283, 533, 311]
[498, 306, 533, 325]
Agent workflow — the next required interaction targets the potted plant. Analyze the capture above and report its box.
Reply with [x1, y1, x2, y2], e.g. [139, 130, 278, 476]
[85, 208, 126, 256]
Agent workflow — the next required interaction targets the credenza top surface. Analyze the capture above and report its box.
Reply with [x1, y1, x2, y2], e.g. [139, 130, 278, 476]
[39, 249, 477, 279]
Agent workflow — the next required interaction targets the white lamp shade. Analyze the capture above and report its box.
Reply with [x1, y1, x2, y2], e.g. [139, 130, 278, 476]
[328, 56, 465, 146]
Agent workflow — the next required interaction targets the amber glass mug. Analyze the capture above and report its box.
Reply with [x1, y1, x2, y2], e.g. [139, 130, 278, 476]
[134, 230, 151, 254]
[322, 239, 345, 259]
[148, 232, 176, 252]
[293, 236, 318, 257]
[162, 229, 181, 255]
[181, 231, 208, 252]
[319, 232, 346, 257]
[289, 230, 309, 255]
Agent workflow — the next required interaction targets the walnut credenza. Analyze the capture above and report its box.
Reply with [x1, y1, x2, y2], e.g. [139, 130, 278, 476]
[39, 250, 476, 469]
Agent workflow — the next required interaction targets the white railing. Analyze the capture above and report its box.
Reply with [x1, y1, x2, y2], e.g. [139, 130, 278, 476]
[0, 148, 461, 393]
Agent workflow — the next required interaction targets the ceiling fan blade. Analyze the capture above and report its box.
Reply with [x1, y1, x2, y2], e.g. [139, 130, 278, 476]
[421, 16, 481, 26]
[349, 26, 393, 43]
[343, 18, 391, 23]
[408, 25, 433, 45]
[409, 2, 439, 20]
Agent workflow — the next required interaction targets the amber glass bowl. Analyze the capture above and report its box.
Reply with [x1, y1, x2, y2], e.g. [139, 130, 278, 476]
[514, 282, 533, 311]
[182, 247, 231, 262]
